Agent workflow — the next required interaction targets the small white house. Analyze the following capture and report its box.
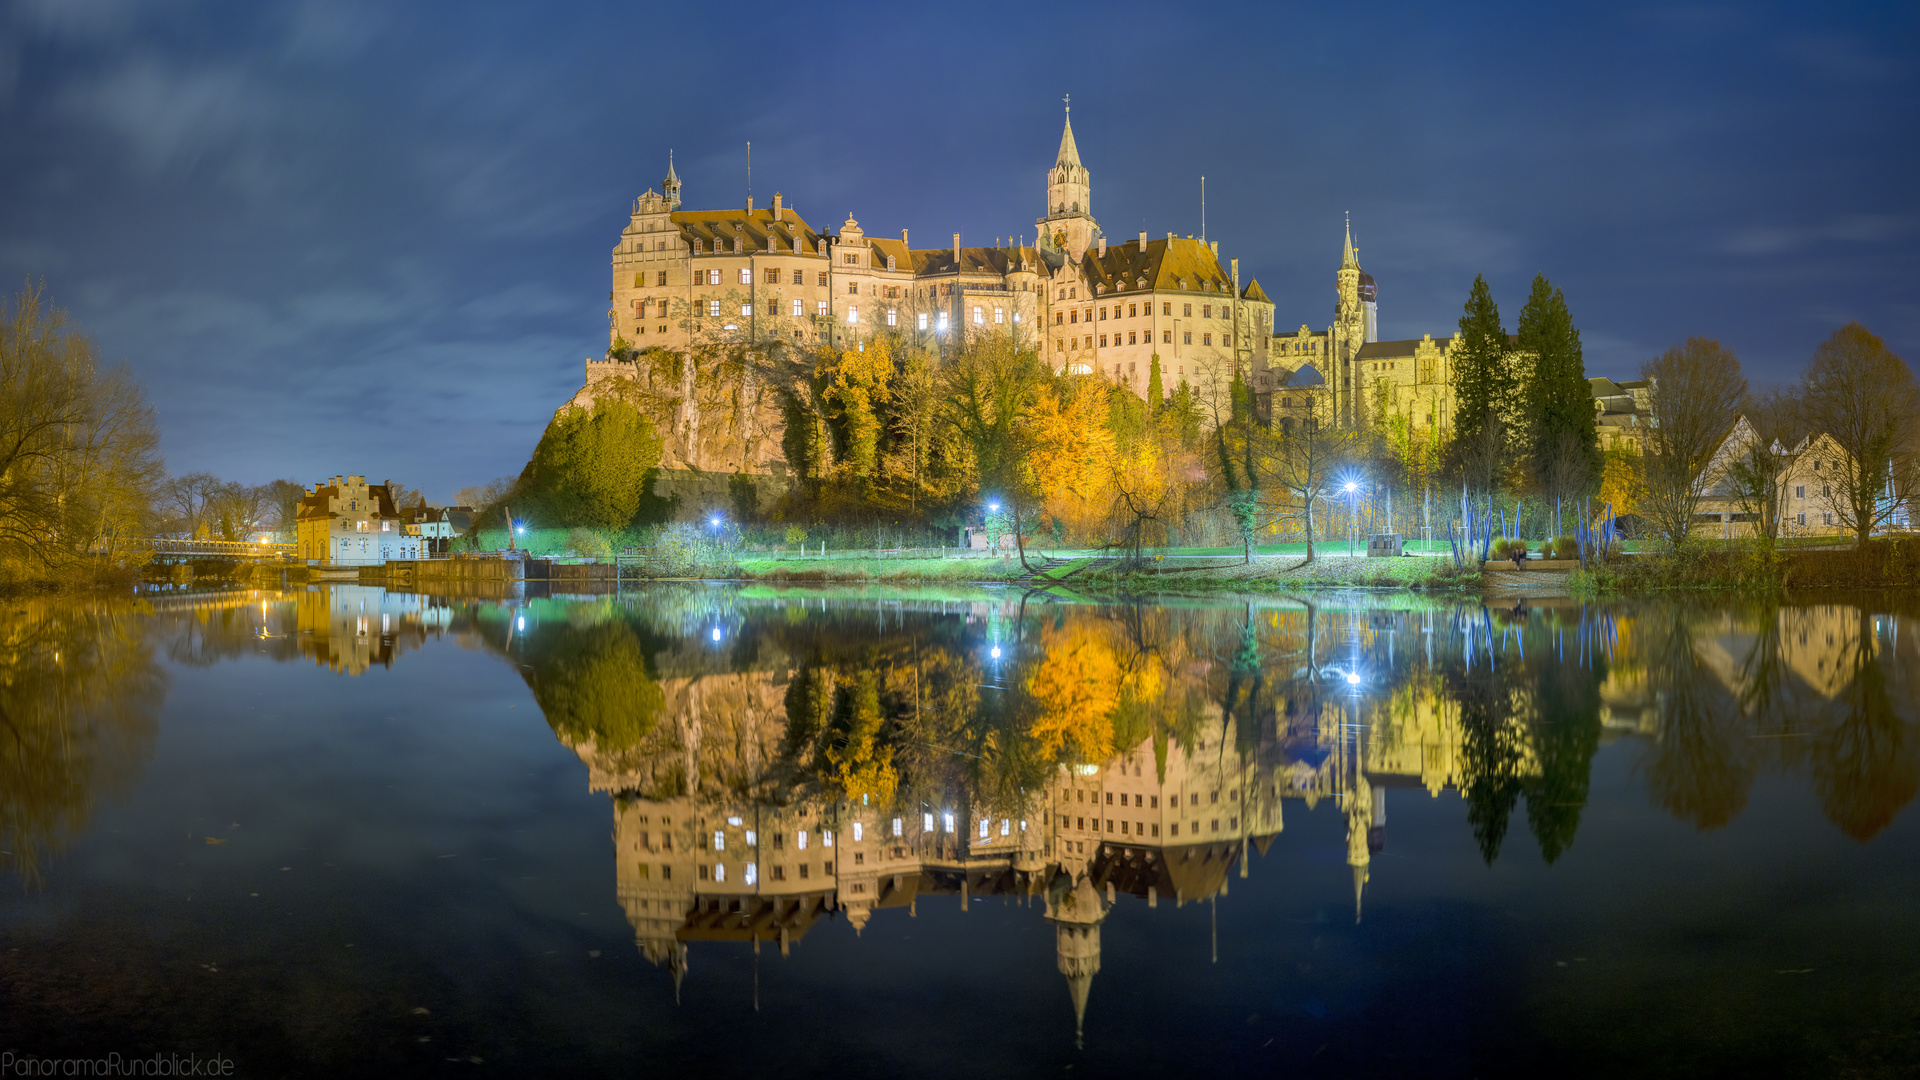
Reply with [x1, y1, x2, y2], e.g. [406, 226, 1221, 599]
[297, 475, 422, 566]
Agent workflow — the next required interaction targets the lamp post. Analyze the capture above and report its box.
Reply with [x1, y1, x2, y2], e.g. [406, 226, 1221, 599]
[1345, 482, 1358, 558]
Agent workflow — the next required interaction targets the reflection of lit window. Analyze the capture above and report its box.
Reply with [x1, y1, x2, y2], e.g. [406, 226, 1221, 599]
[797, 831, 807, 850]
[1001, 819, 1010, 836]
[943, 813, 954, 833]
[852, 823, 863, 842]
[713, 831, 725, 850]
[978, 819, 989, 839]
[892, 818, 902, 837]
[823, 830, 834, 847]
[923, 813, 934, 832]
[744, 830, 756, 847]
[714, 863, 725, 882]
[744, 863, 758, 885]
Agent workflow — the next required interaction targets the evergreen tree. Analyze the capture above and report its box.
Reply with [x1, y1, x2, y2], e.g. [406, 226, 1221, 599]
[1516, 274, 1599, 498]
[519, 396, 664, 529]
[1146, 353, 1164, 415]
[1447, 275, 1510, 467]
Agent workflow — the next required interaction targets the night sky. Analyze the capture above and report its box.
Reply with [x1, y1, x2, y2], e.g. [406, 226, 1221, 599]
[2, 1, 1914, 500]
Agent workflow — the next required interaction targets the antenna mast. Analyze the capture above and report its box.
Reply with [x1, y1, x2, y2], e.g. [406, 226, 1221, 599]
[746, 141, 752, 209]
[1201, 176, 1206, 243]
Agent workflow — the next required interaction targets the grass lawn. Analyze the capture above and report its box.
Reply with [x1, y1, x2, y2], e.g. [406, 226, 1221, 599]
[737, 555, 1024, 582]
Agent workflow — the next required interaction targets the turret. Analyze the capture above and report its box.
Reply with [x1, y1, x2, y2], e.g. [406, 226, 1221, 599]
[663, 151, 682, 211]
[1044, 870, 1108, 1049]
[1038, 101, 1101, 263]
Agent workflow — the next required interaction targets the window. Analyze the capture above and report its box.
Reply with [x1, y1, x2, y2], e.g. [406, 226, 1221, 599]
[847, 305, 858, 324]
[1203, 304, 1212, 318]
[707, 269, 721, 286]
[847, 282, 859, 295]
[1099, 335, 1107, 347]
[1190, 793, 1199, 806]
[1822, 484, 1831, 497]
[994, 306, 1003, 324]
[918, 313, 928, 330]
[1098, 307, 1108, 320]
[657, 271, 668, 287]
[1163, 302, 1172, 316]
[714, 863, 725, 882]
[356, 521, 369, 533]
[843, 253, 859, 265]
[923, 813, 934, 831]
[1070, 310, 1078, 324]
[1105, 792, 1113, 804]
[893, 818, 902, 837]
[741, 304, 752, 316]
[887, 309, 897, 327]
[798, 830, 808, 850]
[707, 299, 721, 317]
[1798, 512, 1807, 526]
[973, 306, 983, 325]
[799, 863, 810, 879]
[854, 852, 865, 865]
[380, 520, 391, 532]
[1210, 790, 1219, 803]
[887, 255, 896, 270]
[1796, 486, 1805, 499]
[745, 862, 758, 885]
[1183, 303, 1193, 317]
[818, 301, 829, 317]
[1203, 333, 1212, 346]
[1163, 330, 1172, 343]
[764, 268, 780, 284]
[1209, 819, 1218, 832]
[1085, 335, 1092, 349]
[1055, 312, 1064, 325]
[852, 822, 863, 842]
[823, 860, 833, 874]
[1149, 795, 1158, 808]
[1128, 303, 1137, 317]
[773, 865, 786, 881]
[817, 272, 828, 286]
[1128, 331, 1136, 344]
[792, 299, 803, 317]
[713, 831, 726, 850]
[1824, 513, 1834, 525]
[1170, 823, 1179, 837]
[1183, 331, 1192, 345]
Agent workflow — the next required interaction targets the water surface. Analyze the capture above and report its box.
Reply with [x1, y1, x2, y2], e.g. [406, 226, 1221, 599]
[2, 584, 1917, 1077]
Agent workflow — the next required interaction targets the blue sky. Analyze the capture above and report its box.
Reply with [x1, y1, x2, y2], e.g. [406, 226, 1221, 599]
[2, 0, 1914, 499]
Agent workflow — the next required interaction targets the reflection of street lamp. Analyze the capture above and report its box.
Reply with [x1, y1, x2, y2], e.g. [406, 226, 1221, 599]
[1344, 482, 1359, 557]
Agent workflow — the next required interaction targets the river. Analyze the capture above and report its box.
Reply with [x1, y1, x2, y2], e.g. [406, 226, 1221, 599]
[1, 584, 1916, 1077]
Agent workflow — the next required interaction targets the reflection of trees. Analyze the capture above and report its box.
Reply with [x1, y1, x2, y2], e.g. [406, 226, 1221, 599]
[1522, 631, 1604, 863]
[524, 618, 667, 756]
[0, 599, 165, 885]
[1807, 609, 1918, 840]
[1641, 612, 1754, 830]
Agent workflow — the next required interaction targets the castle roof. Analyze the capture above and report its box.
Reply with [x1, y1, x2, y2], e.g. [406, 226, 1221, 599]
[297, 477, 400, 522]
[1353, 335, 1455, 361]
[894, 243, 1039, 277]
[1078, 237, 1243, 296]
[1240, 278, 1270, 303]
[665, 206, 825, 255]
[1056, 113, 1082, 169]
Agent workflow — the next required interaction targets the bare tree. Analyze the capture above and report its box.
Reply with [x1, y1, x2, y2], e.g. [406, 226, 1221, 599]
[1641, 338, 1748, 550]
[1263, 388, 1349, 562]
[1801, 323, 1920, 548]
[1724, 388, 1803, 544]
[455, 476, 516, 511]
[207, 482, 272, 540]
[161, 472, 225, 537]
[263, 479, 306, 534]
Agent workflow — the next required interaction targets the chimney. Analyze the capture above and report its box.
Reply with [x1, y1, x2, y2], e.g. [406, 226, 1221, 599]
[746, 196, 754, 213]
[1210, 240, 1219, 257]
[772, 192, 783, 220]
[1138, 230, 1147, 248]
[1167, 232, 1174, 241]
[953, 233, 961, 263]
[1097, 237, 1107, 257]
[902, 228, 909, 247]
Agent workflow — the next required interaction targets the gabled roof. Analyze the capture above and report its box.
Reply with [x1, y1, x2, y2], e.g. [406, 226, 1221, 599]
[665, 206, 824, 254]
[1354, 335, 1456, 361]
[905, 244, 1037, 277]
[1077, 237, 1236, 295]
[1240, 278, 1270, 303]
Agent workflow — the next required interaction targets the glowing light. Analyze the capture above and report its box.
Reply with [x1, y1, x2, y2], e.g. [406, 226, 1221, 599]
[1344, 482, 1356, 493]
[1075, 764, 1101, 775]
[1345, 671, 1360, 685]
[710, 517, 721, 527]
[923, 813, 934, 832]
[711, 627, 722, 642]
[990, 646, 1002, 659]
[988, 502, 1000, 512]
[516, 616, 525, 631]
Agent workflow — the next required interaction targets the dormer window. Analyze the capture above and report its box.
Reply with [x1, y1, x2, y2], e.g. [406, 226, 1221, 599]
[886, 255, 896, 271]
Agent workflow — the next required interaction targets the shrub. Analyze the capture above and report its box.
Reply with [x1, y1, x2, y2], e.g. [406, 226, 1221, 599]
[1490, 538, 1513, 559]
[784, 524, 809, 546]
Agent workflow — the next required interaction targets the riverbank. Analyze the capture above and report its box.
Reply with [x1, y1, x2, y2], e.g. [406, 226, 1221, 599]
[1572, 539, 1920, 596]
[733, 552, 1483, 592]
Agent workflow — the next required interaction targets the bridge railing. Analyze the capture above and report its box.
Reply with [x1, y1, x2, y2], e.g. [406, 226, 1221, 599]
[117, 537, 298, 557]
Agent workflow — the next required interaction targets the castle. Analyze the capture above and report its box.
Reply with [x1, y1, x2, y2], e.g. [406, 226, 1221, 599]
[575, 105, 1479, 487]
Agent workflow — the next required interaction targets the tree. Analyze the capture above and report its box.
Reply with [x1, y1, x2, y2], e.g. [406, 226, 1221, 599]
[0, 283, 164, 571]
[1445, 275, 1514, 476]
[160, 472, 223, 537]
[1724, 388, 1803, 544]
[1801, 323, 1919, 548]
[1265, 388, 1348, 561]
[1146, 353, 1164, 415]
[517, 396, 664, 529]
[263, 479, 306, 534]
[1517, 274, 1599, 502]
[1640, 337, 1747, 550]
[455, 476, 515, 510]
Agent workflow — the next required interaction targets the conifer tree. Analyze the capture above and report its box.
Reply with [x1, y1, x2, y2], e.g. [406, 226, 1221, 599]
[1516, 274, 1599, 498]
[1445, 275, 1511, 482]
[1146, 353, 1164, 415]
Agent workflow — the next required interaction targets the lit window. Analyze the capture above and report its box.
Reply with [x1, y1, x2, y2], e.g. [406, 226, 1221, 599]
[823, 830, 834, 847]
[943, 813, 954, 832]
[713, 831, 725, 850]
[798, 830, 808, 850]
[923, 812, 934, 831]
[707, 269, 721, 286]
[887, 309, 897, 327]
[979, 819, 990, 839]
[381, 521, 391, 532]
[792, 299, 803, 317]
[918, 313, 928, 330]
[1000, 819, 1010, 836]
[744, 830, 756, 847]
[994, 306, 1003, 324]
[847, 305, 858, 325]
[708, 300, 721, 317]
[741, 304, 752, 317]
[892, 818, 903, 837]
[818, 301, 828, 317]
[852, 822, 864, 842]
[738, 268, 752, 285]
[973, 306, 983, 324]
[714, 863, 725, 882]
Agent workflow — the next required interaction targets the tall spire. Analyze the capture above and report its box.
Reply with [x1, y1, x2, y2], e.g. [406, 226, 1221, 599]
[1341, 211, 1358, 270]
[1057, 94, 1081, 168]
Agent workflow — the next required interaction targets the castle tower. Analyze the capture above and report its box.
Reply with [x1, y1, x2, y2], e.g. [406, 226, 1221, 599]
[663, 152, 682, 211]
[1038, 101, 1100, 263]
[1334, 216, 1368, 424]
[1346, 773, 1373, 924]
[1044, 871, 1108, 1049]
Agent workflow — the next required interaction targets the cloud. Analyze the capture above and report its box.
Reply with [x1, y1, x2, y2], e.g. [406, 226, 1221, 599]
[53, 57, 271, 173]
[10, 0, 146, 41]
[1780, 32, 1907, 85]
[1720, 214, 1919, 256]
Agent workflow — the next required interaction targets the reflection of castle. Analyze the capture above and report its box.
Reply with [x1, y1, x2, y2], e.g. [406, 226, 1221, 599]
[294, 585, 450, 675]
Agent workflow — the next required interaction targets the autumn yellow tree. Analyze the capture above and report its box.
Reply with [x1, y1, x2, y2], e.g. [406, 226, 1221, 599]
[1024, 372, 1119, 538]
